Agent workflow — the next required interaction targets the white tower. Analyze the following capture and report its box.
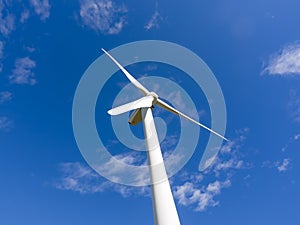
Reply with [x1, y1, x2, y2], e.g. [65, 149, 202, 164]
[102, 49, 227, 225]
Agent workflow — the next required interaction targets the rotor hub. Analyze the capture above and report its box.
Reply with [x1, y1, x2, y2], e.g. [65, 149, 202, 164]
[148, 92, 158, 105]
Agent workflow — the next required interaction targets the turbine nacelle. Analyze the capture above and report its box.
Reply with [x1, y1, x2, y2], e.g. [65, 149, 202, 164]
[128, 108, 142, 126]
[128, 92, 158, 126]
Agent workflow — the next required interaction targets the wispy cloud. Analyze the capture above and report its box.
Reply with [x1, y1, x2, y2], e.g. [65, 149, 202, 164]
[0, 40, 3, 58]
[0, 116, 13, 131]
[161, 134, 179, 150]
[262, 158, 291, 173]
[204, 128, 249, 176]
[29, 0, 51, 21]
[288, 90, 300, 124]
[54, 129, 249, 212]
[0, 1, 47, 76]
[281, 133, 300, 152]
[20, 8, 30, 23]
[9, 57, 37, 85]
[277, 158, 291, 172]
[0, 40, 4, 72]
[0, 0, 15, 36]
[173, 128, 249, 211]
[166, 90, 197, 117]
[79, 0, 127, 34]
[24, 46, 36, 53]
[174, 180, 231, 212]
[262, 42, 300, 76]
[54, 161, 149, 197]
[0, 91, 12, 103]
[293, 133, 300, 140]
[54, 162, 106, 194]
[144, 4, 162, 30]
[95, 152, 150, 185]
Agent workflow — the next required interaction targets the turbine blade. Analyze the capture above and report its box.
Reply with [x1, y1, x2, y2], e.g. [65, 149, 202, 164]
[156, 99, 228, 141]
[108, 96, 154, 116]
[101, 48, 149, 95]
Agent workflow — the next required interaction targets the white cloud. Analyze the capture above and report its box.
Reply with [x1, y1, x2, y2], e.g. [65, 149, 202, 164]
[0, 40, 4, 72]
[95, 152, 150, 185]
[9, 57, 37, 85]
[294, 133, 300, 140]
[173, 180, 231, 212]
[204, 128, 249, 176]
[144, 6, 162, 30]
[173, 128, 249, 211]
[20, 8, 30, 23]
[55, 129, 249, 212]
[0, 91, 12, 103]
[54, 162, 106, 194]
[79, 0, 127, 35]
[262, 158, 291, 172]
[29, 0, 51, 21]
[288, 90, 300, 124]
[161, 134, 178, 150]
[214, 158, 244, 172]
[163, 90, 199, 119]
[0, 116, 13, 131]
[25, 46, 36, 53]
[262, 42, 300, 76]
[144, 64, 158, 72]
[54, 162, 149, 197]
[277, 158, 291, 172]
[0, 40, 3, 58]
[281, 132, 300, 152]
[0, 0, 15, 36]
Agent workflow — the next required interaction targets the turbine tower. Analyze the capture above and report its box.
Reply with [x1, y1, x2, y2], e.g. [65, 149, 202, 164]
[102, 48, 227, 225]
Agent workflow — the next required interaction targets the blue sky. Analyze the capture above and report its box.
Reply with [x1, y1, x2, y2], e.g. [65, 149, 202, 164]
[1, 0, 300, 225]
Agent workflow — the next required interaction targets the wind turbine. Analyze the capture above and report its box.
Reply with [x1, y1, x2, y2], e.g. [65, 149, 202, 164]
[102, 48, 228, 225]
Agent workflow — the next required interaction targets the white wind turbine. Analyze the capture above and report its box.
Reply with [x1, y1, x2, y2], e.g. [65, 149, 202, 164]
[102, 48, 228, 225]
